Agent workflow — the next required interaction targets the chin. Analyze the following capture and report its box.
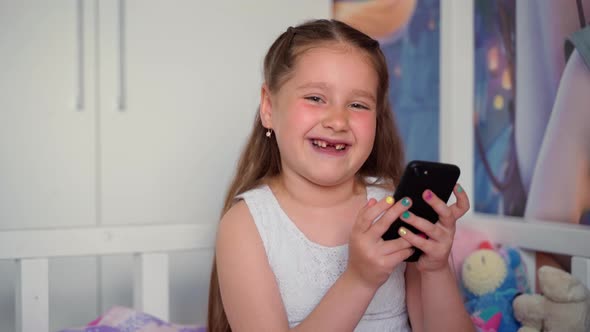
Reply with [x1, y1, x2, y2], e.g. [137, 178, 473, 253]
[303, 171, 357, 187]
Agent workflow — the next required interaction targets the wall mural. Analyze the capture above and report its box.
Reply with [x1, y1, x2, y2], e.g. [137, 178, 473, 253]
[474, 0, 590, 229]
[333, 0, 440, 163]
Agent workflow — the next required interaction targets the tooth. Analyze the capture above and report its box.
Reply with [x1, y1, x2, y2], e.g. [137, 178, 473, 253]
[321, 141, 327, 148]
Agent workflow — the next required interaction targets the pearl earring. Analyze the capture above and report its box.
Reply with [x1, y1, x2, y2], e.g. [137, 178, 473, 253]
[266, 129, 272, 138]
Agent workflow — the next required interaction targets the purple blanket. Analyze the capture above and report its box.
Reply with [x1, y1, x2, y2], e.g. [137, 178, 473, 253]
[58, 306, 206, 332]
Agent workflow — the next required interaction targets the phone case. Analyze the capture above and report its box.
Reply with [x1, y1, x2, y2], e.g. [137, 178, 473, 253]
[381, 160, 460, 262]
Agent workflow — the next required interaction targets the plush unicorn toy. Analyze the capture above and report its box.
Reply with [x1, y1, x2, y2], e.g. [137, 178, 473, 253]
[461, 241, 529, 332]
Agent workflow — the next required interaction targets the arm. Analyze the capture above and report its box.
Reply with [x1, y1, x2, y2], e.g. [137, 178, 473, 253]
[398, 185, 474, 332]
[216, 198, 413, 331]
[406, 263, 473, 332]
[216, 201, 289, 331]
[525, 50, 590, 224]
[525, 49, 590, 272]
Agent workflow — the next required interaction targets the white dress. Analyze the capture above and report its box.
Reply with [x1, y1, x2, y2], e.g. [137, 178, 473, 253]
[237, 184, 411, 331]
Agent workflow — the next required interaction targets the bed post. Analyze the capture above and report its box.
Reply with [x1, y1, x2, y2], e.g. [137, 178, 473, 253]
[16, 258, 49, 332]
[133, 253, 170, 321]
[572, 256, 590, 289]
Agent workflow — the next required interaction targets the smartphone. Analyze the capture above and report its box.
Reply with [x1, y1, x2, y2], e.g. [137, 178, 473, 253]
[381, 160, 461, 262]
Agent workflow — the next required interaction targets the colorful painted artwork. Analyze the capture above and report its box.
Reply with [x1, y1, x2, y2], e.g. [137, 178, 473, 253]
[333, 0, 441, 163]
[474, 0, 590, 226]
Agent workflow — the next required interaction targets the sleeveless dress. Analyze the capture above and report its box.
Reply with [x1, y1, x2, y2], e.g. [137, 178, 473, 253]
[237, 183, 410, 331]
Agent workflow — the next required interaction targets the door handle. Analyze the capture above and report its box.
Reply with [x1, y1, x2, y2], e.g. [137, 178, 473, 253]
[117, 0, 127, 111]
[76, 0, 85, 111]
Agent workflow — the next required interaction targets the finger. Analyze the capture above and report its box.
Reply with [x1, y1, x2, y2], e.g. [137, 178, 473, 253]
[450, 183, 470, 218]
[369, 197, 412, 238]
[354, 198, 378, 232]
[399, 211, 444, 241]
[379, 237, 412, 256]
[355, 196, 395, 233]
[382, 247, 415, 267]
[396, 226, 431, 253]
[422, 189, 454, 227]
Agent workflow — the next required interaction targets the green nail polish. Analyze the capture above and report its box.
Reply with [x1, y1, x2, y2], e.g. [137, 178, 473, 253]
[402, 197, 411, 206]
[457, 185, 463, 193]
[402, 211, 410, 219]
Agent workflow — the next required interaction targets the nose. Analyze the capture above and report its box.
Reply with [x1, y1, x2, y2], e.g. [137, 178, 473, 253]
[321, 107, 349, 132]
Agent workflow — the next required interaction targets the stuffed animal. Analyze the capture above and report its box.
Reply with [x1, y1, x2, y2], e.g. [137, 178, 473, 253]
[512, 265, 590, 332]
[461, 241, 529, 332]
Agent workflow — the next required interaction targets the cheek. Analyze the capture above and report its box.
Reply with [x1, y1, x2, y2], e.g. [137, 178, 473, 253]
[351, 112, 377, 140]
[281, 102, 319, 127]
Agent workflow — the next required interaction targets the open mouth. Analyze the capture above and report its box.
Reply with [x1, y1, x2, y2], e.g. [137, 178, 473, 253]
[311, 139, 349, 151]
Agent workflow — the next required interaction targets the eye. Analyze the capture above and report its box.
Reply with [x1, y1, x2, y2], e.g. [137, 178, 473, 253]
[305, 96, 324, 103]
[350, 102, 370, 110]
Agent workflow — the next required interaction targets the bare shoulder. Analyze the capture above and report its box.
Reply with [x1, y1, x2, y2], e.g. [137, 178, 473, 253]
[219, 200, 253, 228]
[216, 200, 258, 249]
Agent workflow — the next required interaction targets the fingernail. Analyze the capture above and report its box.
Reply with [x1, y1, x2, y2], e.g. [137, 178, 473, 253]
[457, 184, 463, 193]
[398, 227, 407, 236]
[424, 190, 433, 201]
[402, 211, 411, 219]
[401, 197, 411, 207]
[386, 196, 394, 205]
[417, 233, 427, 239]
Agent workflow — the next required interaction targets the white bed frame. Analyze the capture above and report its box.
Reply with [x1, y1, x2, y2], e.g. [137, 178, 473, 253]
[0, 223, 216, 332]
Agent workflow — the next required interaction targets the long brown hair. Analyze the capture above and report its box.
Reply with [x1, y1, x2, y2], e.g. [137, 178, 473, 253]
[207, 19, 405, 331]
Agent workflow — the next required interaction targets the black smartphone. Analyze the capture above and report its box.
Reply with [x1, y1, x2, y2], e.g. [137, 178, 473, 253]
[381, 160, 461, 262]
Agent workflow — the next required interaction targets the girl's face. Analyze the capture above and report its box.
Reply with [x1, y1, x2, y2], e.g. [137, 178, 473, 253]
[261, 44, 379, 186]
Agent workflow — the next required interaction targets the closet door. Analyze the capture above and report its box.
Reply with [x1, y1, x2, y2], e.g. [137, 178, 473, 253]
[99, 0, 330, 226]
[0, 2, 99, 331]
[0, 0, 96, 229]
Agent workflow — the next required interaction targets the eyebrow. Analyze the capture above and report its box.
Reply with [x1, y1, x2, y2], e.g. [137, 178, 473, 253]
[296, 82, 330, 91]
[296, 82, 376, 103]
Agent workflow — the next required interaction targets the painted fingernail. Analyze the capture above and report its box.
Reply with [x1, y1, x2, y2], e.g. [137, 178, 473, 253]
[457, 184, 463, 193]
[401, 197, 411, 206]
[424, 190, 433, 201]
[398, 227, 407, 236]
[402, 211, 411, 219]
[417, 233, 427, 239]
[386, 196, 394, 205]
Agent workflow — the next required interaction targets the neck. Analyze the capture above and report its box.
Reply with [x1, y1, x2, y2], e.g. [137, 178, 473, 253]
[272, 170, 363, 208]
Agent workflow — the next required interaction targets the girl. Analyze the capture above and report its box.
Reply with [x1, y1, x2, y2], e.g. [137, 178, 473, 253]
[208, 19, 473, 332]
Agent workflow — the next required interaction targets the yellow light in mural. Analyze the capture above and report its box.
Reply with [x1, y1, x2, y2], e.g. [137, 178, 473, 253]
[428, 19, 436, 30]
[488, 47, 499, 72]
[502, 69, 512, 90]
[394, 65, 402, 77]
[494, 95, 504, 110]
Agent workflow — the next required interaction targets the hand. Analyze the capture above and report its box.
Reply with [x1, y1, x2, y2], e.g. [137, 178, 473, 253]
[396, 184, 470, 272]
[346, 196, 415, 289]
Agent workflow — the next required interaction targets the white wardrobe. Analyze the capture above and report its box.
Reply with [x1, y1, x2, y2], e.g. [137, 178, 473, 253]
[0, 0, 331, 330]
